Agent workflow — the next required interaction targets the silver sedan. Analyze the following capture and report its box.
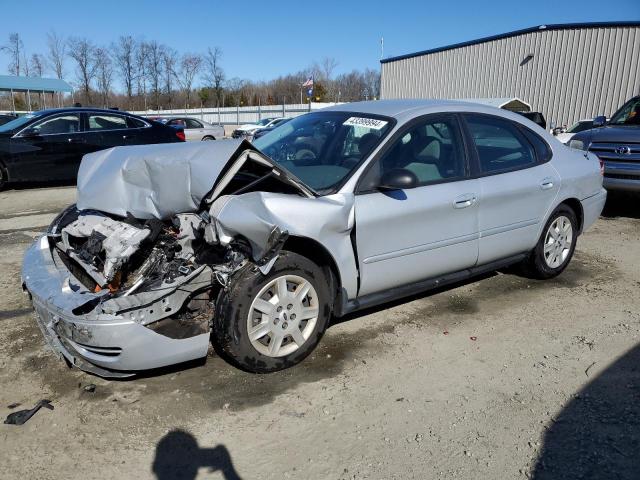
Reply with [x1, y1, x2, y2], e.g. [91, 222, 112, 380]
[163, 117, 225, 141]
[21, 100, 606, 377]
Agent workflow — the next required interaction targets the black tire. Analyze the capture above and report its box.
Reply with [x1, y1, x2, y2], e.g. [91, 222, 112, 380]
[212, 251, 331, 373]
[202, 136, 215, 141]
[0, 161, 8, 191]
[520, 204, 578, 279]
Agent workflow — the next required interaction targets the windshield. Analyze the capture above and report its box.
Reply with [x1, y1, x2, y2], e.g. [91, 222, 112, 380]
[567, 120, 593, 133]
[253, 111, 393, 193]
[609, 97, 640, 126]
[0, 113, 40, 133]
[256, 118, 273, 126]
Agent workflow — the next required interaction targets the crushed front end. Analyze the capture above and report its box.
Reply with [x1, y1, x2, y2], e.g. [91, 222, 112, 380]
[21, 206, 251, 377]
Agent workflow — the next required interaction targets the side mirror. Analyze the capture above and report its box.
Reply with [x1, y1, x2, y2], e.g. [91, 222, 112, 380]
[20, 128, 40, 138]
[593, 115, 607, 128]
[378, 168, 418, 191]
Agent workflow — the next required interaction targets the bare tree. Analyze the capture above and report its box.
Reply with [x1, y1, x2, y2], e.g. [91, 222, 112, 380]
[29, 53, 46, 77]
[46, 31, 66, 79]
[362, 68, 381, 100]
[177, 53, 202, 108]
[135, 41, 148, 109]
[113, 36, 136, 106]
[145, 41, 164, 109]
[319, 56, 339, 81]
[162, 47, 178, 107]
[2, 33, 24, 76]
[68, 37, 98, 102]
[203, 47, 225, 106]
[95, 48, 113, 107]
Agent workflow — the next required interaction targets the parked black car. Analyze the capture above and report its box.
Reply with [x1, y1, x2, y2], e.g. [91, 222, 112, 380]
[0, 108, 185, 189]
[570, 95, 640, 192]
[0, 114, 17, 126]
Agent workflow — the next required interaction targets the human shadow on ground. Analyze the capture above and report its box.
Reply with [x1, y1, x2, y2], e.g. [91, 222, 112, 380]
[532, 343, 640, 479]
[152, 429, 242, 480]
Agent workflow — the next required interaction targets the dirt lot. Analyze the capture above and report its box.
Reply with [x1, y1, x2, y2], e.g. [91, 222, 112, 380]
[0, 185, 638, 480]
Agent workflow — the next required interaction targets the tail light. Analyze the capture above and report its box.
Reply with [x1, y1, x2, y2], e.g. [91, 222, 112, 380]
[175, 130, 185, 141]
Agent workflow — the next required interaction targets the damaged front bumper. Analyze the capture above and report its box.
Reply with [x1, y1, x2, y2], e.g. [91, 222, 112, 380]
[21, 236, 211, 378]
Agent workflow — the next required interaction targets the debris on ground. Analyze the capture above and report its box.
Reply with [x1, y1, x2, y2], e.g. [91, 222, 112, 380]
[7, 403, 20, 409]
[470, 336, 478, 341]
[83, 384, 96, 393]
[4, 399, 54, 425]
[585, 362, 597, 377]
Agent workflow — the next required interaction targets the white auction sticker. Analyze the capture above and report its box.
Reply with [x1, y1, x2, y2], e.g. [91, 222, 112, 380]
[343, 117, 388, 130]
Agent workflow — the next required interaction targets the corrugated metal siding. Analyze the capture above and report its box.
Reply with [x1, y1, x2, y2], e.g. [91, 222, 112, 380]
[381, 26, 640, 126]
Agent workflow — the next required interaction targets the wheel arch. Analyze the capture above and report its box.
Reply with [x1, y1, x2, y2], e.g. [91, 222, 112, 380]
[282, 235, 343, 314]
[557, 197, 584, 233]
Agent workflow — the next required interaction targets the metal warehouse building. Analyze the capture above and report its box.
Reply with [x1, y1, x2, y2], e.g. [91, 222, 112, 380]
[380, 22, 640, 127]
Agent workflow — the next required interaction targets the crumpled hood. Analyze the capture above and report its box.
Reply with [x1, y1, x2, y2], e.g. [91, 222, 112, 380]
[76, 139, 257, 219]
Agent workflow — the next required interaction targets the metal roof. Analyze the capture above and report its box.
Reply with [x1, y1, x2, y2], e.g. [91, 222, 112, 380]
[0, 75, 73, 93]
[381, 21, 640, 64]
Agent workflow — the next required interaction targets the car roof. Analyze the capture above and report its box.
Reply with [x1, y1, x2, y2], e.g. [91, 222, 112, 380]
[32, 107, 142, 117]
[322, 99, 513, 119]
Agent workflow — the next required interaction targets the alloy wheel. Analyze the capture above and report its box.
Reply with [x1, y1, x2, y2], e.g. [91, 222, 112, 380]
[543, 215, 573, 269]
[246, 274, 319, 357]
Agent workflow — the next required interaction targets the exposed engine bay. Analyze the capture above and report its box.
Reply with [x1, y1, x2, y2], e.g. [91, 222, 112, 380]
[43, 140, 301, 340]
[21, 139, 356, 376]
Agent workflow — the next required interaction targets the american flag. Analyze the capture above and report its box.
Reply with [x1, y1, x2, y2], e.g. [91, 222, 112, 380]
[302, 76, 314, 88]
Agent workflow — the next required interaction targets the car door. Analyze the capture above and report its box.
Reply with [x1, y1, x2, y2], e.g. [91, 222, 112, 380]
[354, 114, 480, 297]
[85, 111, 131, 149]
[185, 118, 205, 140]
[461, 113, 560, 264]
[9, 112, 83, 181]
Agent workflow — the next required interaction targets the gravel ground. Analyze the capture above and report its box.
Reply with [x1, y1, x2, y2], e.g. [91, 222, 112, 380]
[0, 186, 638, 480]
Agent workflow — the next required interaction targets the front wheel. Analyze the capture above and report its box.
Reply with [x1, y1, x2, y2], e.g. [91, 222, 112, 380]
[202, 136, 215, 141]
[520, 205, 578, 279]
[212, 251, 331, 373]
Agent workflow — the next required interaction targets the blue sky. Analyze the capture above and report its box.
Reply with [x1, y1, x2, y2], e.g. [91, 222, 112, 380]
[4, 0, 639, 84]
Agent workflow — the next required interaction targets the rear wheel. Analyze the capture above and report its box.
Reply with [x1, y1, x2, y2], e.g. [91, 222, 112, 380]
[202, 136, 215, 141]
[520, 204, 578, 279]
[0, 162, 8, 191]
[212, 251, 331, 373]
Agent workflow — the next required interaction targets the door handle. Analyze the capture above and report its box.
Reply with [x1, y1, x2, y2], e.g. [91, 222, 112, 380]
[122, 135, 130, 140]
[540, 178, 554, 190]
[67, 138, 82, 143]
[453, 194, 478, 209]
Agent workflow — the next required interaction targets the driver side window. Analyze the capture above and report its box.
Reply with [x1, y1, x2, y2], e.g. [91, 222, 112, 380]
[359, 115, 466, 192]
[30, 114, 80, 135]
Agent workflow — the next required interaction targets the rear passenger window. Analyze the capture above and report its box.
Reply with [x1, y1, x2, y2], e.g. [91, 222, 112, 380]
[519, 127, 552, 163]
[185, 119, 202, 129]
[88, 114, 128, 131]
[465, 115, 536, 174]
[127, 117, 147, 128]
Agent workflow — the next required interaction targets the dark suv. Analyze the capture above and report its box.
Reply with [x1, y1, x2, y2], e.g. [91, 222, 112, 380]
[570, 96, 640, 192]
